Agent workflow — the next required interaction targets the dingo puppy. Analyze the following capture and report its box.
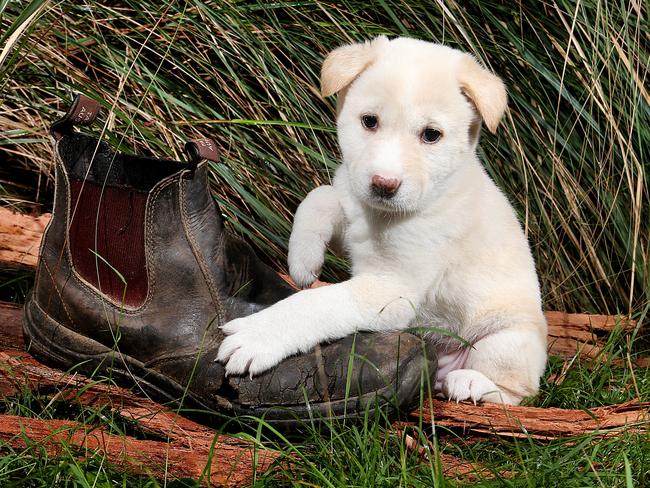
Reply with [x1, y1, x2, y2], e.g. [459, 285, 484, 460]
[217, 37, 547, 405]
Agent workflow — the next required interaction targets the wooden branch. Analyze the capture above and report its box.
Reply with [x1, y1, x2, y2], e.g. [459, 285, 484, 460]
[0, 207, 49, 270]
[545, 311, 638, 360]
[414, 399, 650, 440]
[0, 414, 276, 486]
[0, 347, 281, 486]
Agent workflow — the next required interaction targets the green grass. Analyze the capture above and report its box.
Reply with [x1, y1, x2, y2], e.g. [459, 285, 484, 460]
[0, 326, 647, 487]
[0, 371, 172, 487]
[0, 0, 648, 486]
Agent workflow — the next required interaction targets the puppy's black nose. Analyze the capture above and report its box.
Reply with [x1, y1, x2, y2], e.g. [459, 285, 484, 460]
[371, 175, 401, 199]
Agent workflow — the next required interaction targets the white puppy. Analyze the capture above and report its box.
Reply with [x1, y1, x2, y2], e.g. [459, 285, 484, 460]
[217, 37, 547, 405]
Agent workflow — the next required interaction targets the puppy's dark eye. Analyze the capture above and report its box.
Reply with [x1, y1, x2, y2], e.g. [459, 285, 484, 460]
[361, 114, 379, 130]
[421, 128, 442, 144]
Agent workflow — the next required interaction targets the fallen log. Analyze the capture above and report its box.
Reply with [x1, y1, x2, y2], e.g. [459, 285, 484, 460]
[545, 311, 639, 361]
[0, 302, 23, 350]
[414, 399, 650, 440]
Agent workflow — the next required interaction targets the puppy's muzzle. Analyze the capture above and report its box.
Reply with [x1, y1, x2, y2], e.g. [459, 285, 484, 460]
[371, 175, 401, 199]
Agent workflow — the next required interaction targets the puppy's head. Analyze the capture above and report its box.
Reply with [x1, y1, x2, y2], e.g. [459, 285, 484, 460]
[322, 37, 507, 212]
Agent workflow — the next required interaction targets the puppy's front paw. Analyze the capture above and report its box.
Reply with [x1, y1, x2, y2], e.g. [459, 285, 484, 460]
[288, 238, 325, 289]
[442, 369, 500, 404]
[216, 317, 289, 377]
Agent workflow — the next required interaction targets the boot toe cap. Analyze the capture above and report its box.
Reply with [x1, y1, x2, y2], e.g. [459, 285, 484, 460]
[225, 331, 436, 423]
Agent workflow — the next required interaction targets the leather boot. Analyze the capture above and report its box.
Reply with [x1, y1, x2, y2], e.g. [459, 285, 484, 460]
[23, 95, 436, 426]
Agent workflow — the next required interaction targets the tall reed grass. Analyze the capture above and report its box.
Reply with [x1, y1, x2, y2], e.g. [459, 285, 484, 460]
[1, 0, 647, 314]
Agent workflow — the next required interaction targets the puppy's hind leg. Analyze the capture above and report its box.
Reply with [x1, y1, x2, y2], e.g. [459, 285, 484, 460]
[288, 185, 344, 288]
[442, 323, 547, 405]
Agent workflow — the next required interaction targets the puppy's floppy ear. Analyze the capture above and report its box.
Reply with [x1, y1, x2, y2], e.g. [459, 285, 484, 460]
[458, 55, 508, 134]
[321, 36, 388, 97]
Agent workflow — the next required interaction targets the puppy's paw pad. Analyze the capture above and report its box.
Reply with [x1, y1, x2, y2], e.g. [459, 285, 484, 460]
[443, 369, 499, 404]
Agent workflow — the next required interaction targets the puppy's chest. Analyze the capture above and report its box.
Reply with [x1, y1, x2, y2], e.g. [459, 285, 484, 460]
[344, 219, 412, 269]
[342, 211, 448, 276]
[341, 206, 470, 343]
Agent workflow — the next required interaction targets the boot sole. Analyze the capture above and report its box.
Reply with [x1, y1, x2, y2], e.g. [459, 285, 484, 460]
[23, 296, 425, 428]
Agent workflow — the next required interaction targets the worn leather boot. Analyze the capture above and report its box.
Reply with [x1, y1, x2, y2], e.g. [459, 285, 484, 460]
[23, 95, 436, 426]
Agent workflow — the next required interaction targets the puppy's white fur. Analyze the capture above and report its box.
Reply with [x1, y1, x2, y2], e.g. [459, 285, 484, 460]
[217, 37, 547, 405]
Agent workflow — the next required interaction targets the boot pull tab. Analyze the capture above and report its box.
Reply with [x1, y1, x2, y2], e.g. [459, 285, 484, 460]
[51, 94, 101, 140]
[184, 138, 220, 172]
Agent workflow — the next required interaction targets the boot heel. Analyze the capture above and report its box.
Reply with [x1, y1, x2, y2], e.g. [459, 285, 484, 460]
[23, 294, 112, 368]
[22, 296, 190, 408]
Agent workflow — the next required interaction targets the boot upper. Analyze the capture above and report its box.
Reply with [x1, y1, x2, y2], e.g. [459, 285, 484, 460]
[26, 96, 436, 422]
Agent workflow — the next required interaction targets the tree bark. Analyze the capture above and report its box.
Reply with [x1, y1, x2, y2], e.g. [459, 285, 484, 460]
[413, 398, 649, 440]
